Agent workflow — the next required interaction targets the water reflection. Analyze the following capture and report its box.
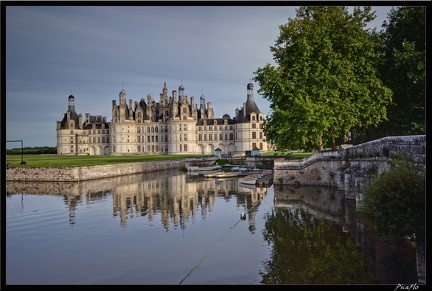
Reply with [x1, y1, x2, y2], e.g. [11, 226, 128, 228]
[6, 169, 268, 231]
[268, 185, 418, 284]
[6, 170, 418, 285]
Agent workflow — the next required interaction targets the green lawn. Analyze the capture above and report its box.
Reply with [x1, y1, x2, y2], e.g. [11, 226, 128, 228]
[261, 151, 314, 159]
[5, 154, 204, 168]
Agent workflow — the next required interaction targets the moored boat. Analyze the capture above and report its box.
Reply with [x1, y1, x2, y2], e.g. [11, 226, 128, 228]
[213, 172, 239, 178]
[187, 165, 222, 172]
[238, 177, 257, 185]
[231, 166, 248, 172]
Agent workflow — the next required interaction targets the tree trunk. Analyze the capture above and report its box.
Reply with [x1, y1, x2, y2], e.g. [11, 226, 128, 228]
[318, 135, 323, 151]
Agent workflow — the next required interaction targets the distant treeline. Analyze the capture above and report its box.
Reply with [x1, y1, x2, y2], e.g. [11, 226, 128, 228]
[7, 146, 57, 155]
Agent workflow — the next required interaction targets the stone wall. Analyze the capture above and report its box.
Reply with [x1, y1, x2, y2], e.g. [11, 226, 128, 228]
[343, 135, 426, 165]
[273, 135, 426, 200]
[6, 160, 185, 182]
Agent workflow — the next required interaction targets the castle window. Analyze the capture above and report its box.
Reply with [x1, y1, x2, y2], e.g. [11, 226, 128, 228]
[252, 132, 256, 139]
[230, 133, 233, 140]
[199, 134, 202, 141]
[209, 134, 212, 141]
[220, 134, 223, 140]
[225, 133, 228, 140]
[204, 134, 207, 141]
[184, 124, 187, 131]
[214, 134, 217, 141]
[252, 115, 256, 121]
[260, 132, 263, 139]
[184, 134, 187, 141]
[252, 124, 256, 128]
[180, 144, 182, 151]
[183, 116, 187, 120]
[184, 144, 187, 151]
[156, 136, 158, 142]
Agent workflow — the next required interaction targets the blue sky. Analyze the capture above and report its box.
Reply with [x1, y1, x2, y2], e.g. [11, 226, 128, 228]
[5, 4, 395, 148]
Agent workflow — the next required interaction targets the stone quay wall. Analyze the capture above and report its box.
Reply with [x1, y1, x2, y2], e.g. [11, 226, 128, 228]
[6, 160, 185, 182]
[273, 135, 426, 198]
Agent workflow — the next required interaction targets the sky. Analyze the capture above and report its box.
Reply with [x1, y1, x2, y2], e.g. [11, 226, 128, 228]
[4, 4, 396, 148]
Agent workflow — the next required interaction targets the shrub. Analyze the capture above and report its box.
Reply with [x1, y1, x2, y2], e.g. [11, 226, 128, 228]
[358, 154, 425, 241]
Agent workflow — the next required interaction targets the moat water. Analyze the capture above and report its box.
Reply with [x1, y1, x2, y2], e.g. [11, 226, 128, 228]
[5, 169, 418, 285]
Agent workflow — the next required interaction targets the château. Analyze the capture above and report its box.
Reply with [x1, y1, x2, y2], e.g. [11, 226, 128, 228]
[56, 81, 269, 156]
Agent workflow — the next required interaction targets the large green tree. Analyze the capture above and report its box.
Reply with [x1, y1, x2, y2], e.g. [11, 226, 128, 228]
[368, 6, 425, 140]
[254, 6, 392, 151]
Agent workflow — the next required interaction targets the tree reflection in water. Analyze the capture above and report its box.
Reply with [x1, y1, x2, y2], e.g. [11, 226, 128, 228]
[260, 207, 375, 284]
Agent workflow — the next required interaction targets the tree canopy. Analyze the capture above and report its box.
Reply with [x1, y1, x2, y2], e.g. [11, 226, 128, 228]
[253, 6, 392, 151]
[371, 6, 426, 139]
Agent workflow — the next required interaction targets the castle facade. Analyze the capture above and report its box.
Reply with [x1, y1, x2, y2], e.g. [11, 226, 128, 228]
[56, 81, 269, 156]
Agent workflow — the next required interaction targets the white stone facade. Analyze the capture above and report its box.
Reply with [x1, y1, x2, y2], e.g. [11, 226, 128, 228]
[57, 81, 269, 156]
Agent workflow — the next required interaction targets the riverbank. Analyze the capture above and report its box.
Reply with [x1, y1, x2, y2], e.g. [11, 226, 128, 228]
[5, 160, 185, 182]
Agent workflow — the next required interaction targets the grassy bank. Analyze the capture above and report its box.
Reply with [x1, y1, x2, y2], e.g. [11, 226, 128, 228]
[6, 151, 313, 168]
[5, 154, 202, 168]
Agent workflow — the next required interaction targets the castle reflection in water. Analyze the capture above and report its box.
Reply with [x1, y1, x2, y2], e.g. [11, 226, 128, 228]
[6, 169, 269, 229]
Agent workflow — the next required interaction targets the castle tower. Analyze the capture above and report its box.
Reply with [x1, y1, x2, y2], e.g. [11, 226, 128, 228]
[68, 94, 75, 112]
[200, 94, 207, 119]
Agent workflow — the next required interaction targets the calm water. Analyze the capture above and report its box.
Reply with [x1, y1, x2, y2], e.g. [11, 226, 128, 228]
[5, 169, 417, 285]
